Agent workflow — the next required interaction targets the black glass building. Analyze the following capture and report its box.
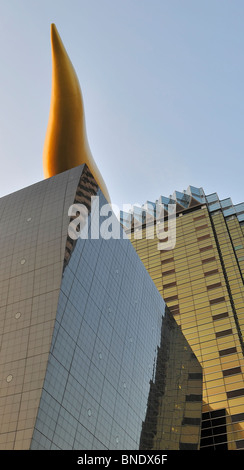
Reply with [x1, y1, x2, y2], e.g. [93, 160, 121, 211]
[0, 165, 202, 450]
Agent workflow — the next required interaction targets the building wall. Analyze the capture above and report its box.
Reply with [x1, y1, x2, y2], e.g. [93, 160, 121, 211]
[130, 204, 244, 450]
[30, 172, 202, 450]
[140, 306, 202, 450]
[0, 165, 84, 449]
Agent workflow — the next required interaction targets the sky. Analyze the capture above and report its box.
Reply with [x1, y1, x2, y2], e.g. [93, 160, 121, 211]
[0, 0, 244, 211]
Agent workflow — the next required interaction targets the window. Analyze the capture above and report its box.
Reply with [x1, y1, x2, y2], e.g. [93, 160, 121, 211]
[193, 215, 206, 221]
[169, 305, 180, 315]
[235, 202, 244, 213]
[212, 312, 229, 321]
[195, 224, 208, 231]
[236, 440, 244, 449]
[197, 234, 211, 241]
[223, 367, 241, 377]
[206, 193, 218, 203]
[216, 329, 232, 338]
[188, 373, 203, 380]
[182, 417, 201, 425]
[204, 269, 219, 277]
[186, 394, 202, 402]
[200, 245, 213, 252]
[162, 269, 175, 276]
[220, 198, 232, 209]
[210, 297, 225, 305]
[164, 295, 178, 302]
[163, 281, 177, 289]
[227, 388, 244, 399]
[161, 257, 174, 265]
[231, 413, 244, 423]
[207, 282, 222, 290]
[209, 204, 221, 212]
[200, 409, 227, 450]
[219, 347, 237, 356]
[202, 257, 216, 264]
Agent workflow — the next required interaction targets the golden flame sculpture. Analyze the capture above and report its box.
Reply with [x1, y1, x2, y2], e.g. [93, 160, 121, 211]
[43, 24, 110, 202]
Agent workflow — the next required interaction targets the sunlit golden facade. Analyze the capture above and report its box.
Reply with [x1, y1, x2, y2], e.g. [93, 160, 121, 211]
[122, 186, 244, 450]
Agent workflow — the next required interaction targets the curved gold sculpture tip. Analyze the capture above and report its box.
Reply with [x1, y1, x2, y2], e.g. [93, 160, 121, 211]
[43, 23, 110, 202]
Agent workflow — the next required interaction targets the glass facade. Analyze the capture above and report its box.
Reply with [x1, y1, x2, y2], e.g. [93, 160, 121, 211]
[124, 186, 244, 450]
[0, 165, 202, 450]
[0, 165, 83, 450]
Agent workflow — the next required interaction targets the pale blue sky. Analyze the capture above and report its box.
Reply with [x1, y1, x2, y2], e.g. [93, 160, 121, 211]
[0, 0, 243, 209]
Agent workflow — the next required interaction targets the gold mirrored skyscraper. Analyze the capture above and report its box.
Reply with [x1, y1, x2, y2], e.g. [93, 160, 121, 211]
[121, 186, 244, 450]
